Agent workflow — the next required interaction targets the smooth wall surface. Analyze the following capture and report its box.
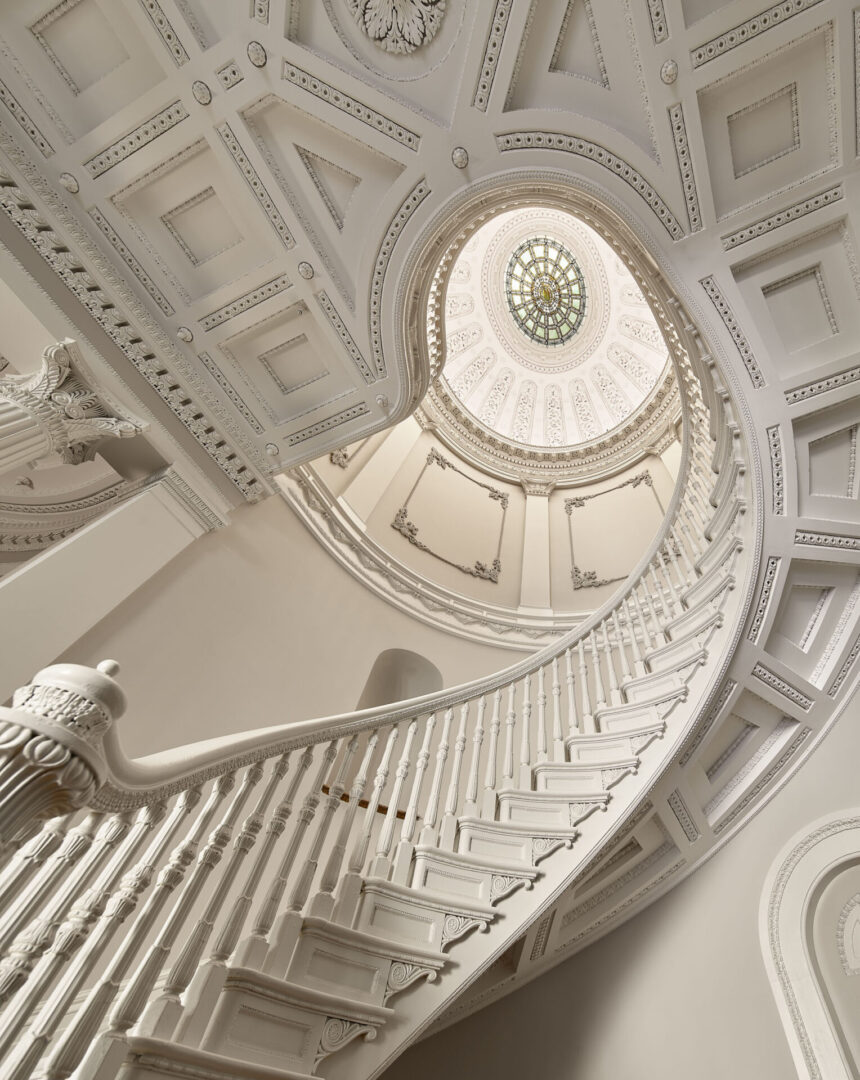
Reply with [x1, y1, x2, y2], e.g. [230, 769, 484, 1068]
[59, 494, 528, 759]
[382, 690, 860, 1080]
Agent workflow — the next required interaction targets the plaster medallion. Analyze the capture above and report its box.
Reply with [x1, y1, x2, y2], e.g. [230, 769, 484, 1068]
[192, 80, 212, 105]
[660, 59, 679, 84]
[346, 0, 447, 54]
[247, 41, 267, 67]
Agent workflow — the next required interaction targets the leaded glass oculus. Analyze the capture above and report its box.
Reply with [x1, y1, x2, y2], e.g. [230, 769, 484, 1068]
[505, 237, 586, 346]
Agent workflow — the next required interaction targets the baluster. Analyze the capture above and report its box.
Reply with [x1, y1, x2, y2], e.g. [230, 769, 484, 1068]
[536, 668, 548, 764]
[97, 770, 257, 1057]
[419, 712, 450, 845]
[463, 697, 486, 818]
[680, 516, 703, 565]
[287, 741, 353, 913]
[658, 554, 682, 612]
[230, 750, 311, 968]
[393, 716, 437, 883]
[644, 572, 668, 644]
[0, 815, 72, 913]
[672, 524, 696, 580]
[0, 812, 101, 957]
[612, 609, 632, 685]
[252, 745, 335, 975]
[623, 596, 645, 674]
[632, 586, 654, 654]
[0, 812, 128, 1009]
[0, 789, 197, 1073]
[603, 621, 620, 705]
[565, 648, 578, 740]
[551, 658, 564, 760]
[649, 564, 673, 624]
[348, 727, 399, 872]
[371, 723, 417, 877]
[519, 676, 532, 787]
[482, 690, 502, 818]
[665, 533, 686, 591]
[137, 756, 285, 1041]
[590, 629, 606, 710]
[316, 734, 378, 921]
[440, 704, 468, 848]
[502, 684, 516, 788]
[0, 821, 43, 872]
[578, 638, 595, 734]
[269, 741, 356, 971]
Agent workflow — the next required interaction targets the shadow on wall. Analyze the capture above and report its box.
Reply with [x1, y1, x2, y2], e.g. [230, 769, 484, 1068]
[356, 649, 443, 710]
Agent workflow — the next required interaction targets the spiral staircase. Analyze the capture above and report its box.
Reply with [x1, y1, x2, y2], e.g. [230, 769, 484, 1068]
[3, 1, 860, 1076]
[0, 286, 756, 1080]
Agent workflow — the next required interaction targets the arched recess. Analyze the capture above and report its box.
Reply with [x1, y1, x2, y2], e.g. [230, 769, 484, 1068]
[355, 649, 443, 710]
[762, 813, 860, 1080]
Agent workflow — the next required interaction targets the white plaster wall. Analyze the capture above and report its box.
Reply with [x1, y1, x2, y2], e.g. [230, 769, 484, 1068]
[382, 688, 860, 1080]
[59, 494, 528, 759]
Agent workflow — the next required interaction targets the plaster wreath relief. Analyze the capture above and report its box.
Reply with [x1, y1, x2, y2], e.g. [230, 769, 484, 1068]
[346, 0, 446, 54]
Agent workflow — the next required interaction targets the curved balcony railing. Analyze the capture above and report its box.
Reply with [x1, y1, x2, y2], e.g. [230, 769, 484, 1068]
[0, 292, 754, 1080]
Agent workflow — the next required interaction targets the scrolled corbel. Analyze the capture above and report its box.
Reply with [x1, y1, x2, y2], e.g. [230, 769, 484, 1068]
[0, 660, 126, 846]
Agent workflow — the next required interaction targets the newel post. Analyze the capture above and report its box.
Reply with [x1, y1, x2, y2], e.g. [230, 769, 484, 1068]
[0, 660, 126, 846]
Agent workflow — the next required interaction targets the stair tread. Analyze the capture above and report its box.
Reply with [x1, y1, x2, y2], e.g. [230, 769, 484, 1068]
[223, 965, 394, 1021]
[125, 1036, 316, 1080]
[361, 875, 496, 916]
[458, 814, 578, 837]
[413, 843, 539, 879]
[300, 916, 447, 964]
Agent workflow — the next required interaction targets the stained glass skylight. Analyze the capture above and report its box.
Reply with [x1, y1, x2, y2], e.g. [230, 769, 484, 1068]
[504, 237, 586, 347]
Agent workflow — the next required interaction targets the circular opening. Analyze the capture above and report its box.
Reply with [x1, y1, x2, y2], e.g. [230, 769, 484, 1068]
[505, 236, 586, 347]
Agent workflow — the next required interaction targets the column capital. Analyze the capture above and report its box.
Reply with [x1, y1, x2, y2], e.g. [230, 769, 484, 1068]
[0, 339, 145, 469]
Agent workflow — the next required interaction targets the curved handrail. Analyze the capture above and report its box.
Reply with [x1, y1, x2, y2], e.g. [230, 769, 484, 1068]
[92, 295, 726, 809]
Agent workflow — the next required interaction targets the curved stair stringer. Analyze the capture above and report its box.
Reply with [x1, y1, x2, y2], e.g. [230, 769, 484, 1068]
[111, 596, 739, 1080]
[321, 622, 737, 1080]
[0, 321, 755, 1080]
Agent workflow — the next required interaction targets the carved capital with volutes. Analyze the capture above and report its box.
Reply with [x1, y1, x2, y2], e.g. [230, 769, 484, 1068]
[0, 339, 144, 472]
[0, 660, 126, 845]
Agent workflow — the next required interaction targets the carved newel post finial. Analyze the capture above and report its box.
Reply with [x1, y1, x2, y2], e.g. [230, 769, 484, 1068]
[0, 660, 126, 846]
[0, 339, 143, 479]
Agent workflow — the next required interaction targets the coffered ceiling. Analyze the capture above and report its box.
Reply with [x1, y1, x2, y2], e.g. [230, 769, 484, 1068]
[0, 0, 855, 511]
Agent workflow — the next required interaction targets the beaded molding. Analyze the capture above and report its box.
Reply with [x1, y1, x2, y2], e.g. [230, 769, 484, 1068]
[84, 101, 189, 178]
[700, 276, 766, 389]
[496, 132, 684, 241]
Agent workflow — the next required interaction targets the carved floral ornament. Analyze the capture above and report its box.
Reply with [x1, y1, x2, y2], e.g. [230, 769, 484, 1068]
[0, 341, 144, 469]
[346, 0, 446, 54]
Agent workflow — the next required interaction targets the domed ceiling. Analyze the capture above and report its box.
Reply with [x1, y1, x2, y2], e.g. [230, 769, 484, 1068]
[439, 208, 669, 452]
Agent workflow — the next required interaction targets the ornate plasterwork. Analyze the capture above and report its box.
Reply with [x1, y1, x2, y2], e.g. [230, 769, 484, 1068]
[0, 340, 144, 465]
[84, 101, 189, 178]
[721, 185, 844, 251]
[279, 470, 573, 649]
[691, 0, 826, 68]
[700, 276, 766, 390]
[747, 556, 781, 643]
[346, 0, 446, 55]
[496, 134, 684, 240]
[473, 0, 514, 111]
[668, 103, 702, 234]
[391, 448, 508, 583]
[281, 61, 420, 151]
[430, 204, 677, 475]
[564, 471, 661, 591]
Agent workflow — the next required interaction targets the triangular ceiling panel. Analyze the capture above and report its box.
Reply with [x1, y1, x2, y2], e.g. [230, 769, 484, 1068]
[550, 0, 609, 88]
[295, 146, 361, 232]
